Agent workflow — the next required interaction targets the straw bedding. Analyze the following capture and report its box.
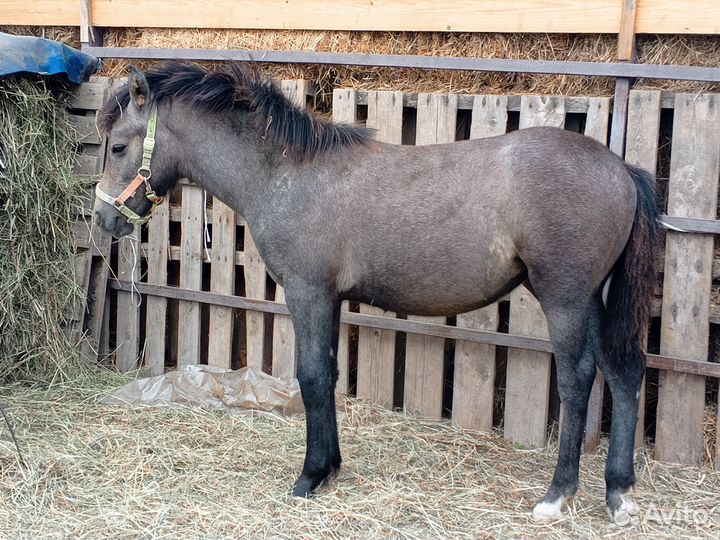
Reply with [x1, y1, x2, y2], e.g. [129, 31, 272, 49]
[1, 373, 719, 540]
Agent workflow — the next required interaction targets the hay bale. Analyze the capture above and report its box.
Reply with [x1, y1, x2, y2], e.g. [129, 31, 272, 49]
[0, 77, 89, 382]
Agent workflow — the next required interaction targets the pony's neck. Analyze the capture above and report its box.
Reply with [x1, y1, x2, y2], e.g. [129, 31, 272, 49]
[170, 103, 285, 220]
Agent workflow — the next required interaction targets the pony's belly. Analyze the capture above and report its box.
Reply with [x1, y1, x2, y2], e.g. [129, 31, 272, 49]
[348, 259, 527, 317]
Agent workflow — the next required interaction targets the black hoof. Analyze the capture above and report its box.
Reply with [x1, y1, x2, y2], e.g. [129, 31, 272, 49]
[291, 461, 341, 497]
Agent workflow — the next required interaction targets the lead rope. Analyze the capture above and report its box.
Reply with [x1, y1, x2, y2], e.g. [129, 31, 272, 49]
[121, 234, 143, 308]
[203, 190, 212, 263]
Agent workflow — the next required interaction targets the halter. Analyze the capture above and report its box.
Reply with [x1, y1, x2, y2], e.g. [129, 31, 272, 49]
[95, 105, 164, 225]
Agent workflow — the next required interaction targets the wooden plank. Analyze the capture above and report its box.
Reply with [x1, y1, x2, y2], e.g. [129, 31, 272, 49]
[332, 88, 358, 396]
[207, 201, 236, 369]
[504, 96, 564, 448]
[86, 0, 622, 32]
[145, 198, 170, 376]
[451, 94, 507, 432]
[68, 83, 106, 111]
[243, 229, 266, 371]
[655, 93, 720, 465]
[617, 0, 638, 61]
[69, 115, 101, 145]
[636, 0, 720, 34]
[609, 78, 631, 157]
[86, 47, 720, 84]
[625, 89, 662, 450]
[115, 228, 141, 371]
[403, 93, 457, 418]
[177, 184, 204, 366]
[7, 0, 720, 34]
[582, 96, 611, 453]
[109, 278, 720, 380]
[355, 90, 403, 408]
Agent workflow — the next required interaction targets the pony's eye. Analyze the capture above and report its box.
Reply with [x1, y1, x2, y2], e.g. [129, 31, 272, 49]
[111, 144, 127, 154]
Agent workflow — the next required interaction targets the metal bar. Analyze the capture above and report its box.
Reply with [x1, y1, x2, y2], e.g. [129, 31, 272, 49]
[659, 215, 720, 235]
[83, 47, 720, 83]
[108, 279, 720, 378]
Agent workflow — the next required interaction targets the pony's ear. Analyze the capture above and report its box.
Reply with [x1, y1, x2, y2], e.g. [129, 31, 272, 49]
[128, 66, 150, 109]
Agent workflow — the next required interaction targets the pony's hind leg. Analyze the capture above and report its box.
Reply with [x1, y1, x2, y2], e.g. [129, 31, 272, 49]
[284, 281, 342, 497]
[595, 324, 644, 525]
[532, 295, 602, 520]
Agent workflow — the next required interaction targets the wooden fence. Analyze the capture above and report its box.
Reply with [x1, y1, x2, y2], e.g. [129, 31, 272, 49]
[73, 77, 720, 469]
[5, 0, 720, 34]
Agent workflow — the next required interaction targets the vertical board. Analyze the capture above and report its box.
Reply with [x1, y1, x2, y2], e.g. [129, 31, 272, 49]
[504, 96, 565, 447]
[624, 89, 662, 450]
[208, 200, 236, 368]
[452, 95, 508, 431]
[582, 96, 611, 453]
[332, 88, 358, 395]
[271, 80, 309, 379]
[656, 94, 720, 465]
[145, 198, 170, 376]
[356, 90, 403, 408]
[115, 228, 141, 371]
[177, 184, 204, 365]
[244, 229, 266, 371]
[403, 93, 457, 418]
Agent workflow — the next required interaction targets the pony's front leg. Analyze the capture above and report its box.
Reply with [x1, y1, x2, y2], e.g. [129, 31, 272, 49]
[284, 281, 342, 497]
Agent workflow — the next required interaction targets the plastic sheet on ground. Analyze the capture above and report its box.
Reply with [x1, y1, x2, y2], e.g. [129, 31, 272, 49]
[101, 365, 304, 415]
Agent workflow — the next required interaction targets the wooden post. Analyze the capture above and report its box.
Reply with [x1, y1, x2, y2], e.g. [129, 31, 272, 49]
[356, 90, 403, 409]
[115, 228, 141, 371]
[451, 95, 507, 431]
[145, 198, 170, 376]
[244, 229, 266, 371]
[581, 97, 611, 453]
[402, 93, 457, 418]
[177, 184, 204, 365]
[80, 0, 102, 47]
[332, 88, 358, 395]
[608, 0, 638, 158]
[655, 94, 720, 465]
[504, 96, 564, 448]
[208, 200, 236, 369]
[624, 89, 662, 450]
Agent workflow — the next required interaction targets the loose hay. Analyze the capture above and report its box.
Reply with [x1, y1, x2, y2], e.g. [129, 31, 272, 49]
[1, 374, 719, 540]
[0, 78, 90, 382]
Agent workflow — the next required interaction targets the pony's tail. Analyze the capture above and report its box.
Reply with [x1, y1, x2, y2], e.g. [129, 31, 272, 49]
[604, 164, 660, 371]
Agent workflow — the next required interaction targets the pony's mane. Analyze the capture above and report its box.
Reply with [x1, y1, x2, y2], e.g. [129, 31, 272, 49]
[98, 62, 370, 161]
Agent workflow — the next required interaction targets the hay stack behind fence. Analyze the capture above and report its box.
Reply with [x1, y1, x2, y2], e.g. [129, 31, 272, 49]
[0, 78, 89, 382]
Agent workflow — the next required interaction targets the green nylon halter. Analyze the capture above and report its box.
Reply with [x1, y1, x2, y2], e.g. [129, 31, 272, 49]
[95, 105, 162, 226]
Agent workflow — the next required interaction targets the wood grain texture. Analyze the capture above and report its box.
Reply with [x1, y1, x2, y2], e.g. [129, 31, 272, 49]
[504, 96, 564, 448]
[177, 184, 204, 366]
[624, 89, 661, 449]
[403, 93, 457, 418]
[145, 198, 170, 376]
[617, 0, 638, 61]
[115, 228, 141, 371]
[656, 93, 720, 465]
[243, 229, 266, 371]
[451, 94, 507, 431]
[207, 200, 236, 369]
[332, 88, 358, 396]
[88, 0, 623, 32]
[609, 78, 631, 157]
[356, 90, 403, 408]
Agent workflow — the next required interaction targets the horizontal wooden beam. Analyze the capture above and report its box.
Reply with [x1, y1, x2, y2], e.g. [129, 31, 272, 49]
[109, 279, 720, 379]
[83, 48, 720, 83]
[4, 0, 719, 34]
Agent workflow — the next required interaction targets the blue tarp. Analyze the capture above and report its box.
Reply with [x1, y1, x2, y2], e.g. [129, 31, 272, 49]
[0, 32, 100, 84]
